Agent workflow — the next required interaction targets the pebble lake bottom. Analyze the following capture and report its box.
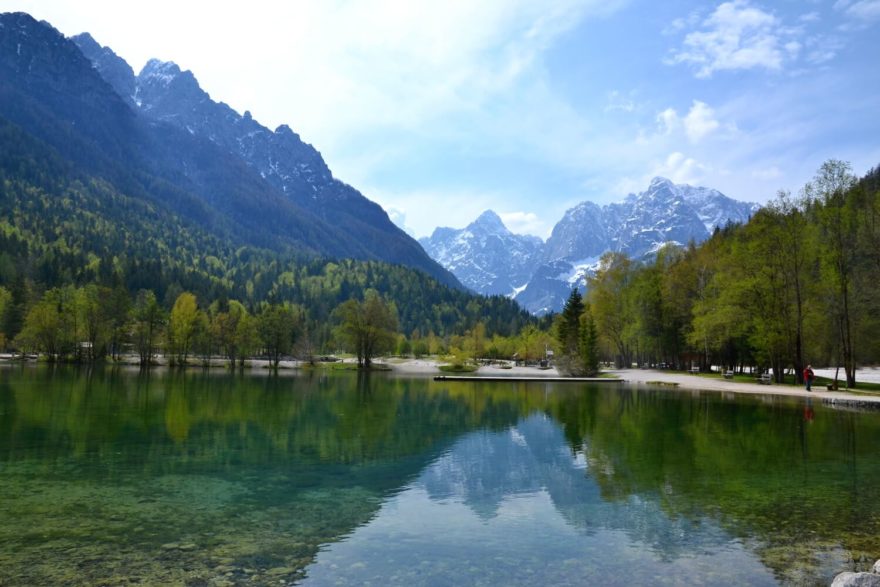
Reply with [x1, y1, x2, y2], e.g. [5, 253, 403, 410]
[1, 365, 878, 586]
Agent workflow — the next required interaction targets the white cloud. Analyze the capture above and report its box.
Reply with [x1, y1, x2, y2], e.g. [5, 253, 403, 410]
[14, 0, 628, 151]
[613, 176, 647, 197]
[373, 191, 553, 239]
[498, 212, 549, 237]
[367, 187, 502, 239]
[751, 166, 782, 180]
[663, 10, 702, 35]
[386, 207, 416, 237]
[667, 0, 799, 77]
[799, 12, 821, 23]
[836, 0, 880, 21]
[655, 100, 727, 143]
[656, 108, 680, 135]
[652, 152, 709, 185]
[604, 90, 637, 113]
[683, 101, 722, 142]
[804, 35, 845, 64]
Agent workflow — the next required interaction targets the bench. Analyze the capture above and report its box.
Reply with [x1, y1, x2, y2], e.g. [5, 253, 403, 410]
[688, 368, 700, 375]
[723, 370, 734, 379]
[757, 373, 772, 385]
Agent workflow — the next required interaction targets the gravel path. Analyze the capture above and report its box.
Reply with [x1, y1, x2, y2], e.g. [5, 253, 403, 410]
[610, 368, 880, 406]
[389, 360, 880, 406]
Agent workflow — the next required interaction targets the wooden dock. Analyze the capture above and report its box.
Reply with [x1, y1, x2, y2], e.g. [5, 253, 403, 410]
[433, 375, 625, 383]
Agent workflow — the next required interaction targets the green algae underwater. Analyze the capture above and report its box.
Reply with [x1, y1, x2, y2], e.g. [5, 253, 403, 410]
[0, 365, 878, 586]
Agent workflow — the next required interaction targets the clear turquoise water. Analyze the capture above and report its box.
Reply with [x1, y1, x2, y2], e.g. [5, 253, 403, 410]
[0, 366, 878, 586]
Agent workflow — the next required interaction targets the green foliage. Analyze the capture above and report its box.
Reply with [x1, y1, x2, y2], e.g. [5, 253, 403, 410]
[581, 160, 880, 386]
[333, 291, 399, 368]
[258, 304, 299, 369]
[556, 289, 584, 356]
[552, 290, 600, 377]
[16, 287, 71, 359]
[588, 252, 634, 367]
[0, 116, 533, 351]
[579, 305, 600, 376]
[0, 285, 11, 349]
[168, 292, 198, 365]
[131, 290, 164, 365]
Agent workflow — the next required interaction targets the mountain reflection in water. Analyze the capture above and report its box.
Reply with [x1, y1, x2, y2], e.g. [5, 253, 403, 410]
[302, 413, 775, 586]
[0, 367, 877, 586]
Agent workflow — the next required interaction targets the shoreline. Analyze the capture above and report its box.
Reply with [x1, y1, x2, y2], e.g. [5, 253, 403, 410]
[389, 360, 880, 409]
[391, 361, 880, 408]
[3, 355, 879, 408]
[610, 368, 880, 409]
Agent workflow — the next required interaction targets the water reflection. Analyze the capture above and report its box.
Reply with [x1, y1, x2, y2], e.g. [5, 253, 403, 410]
[302, 413, 776, 586]
[0, 366, 878, 586]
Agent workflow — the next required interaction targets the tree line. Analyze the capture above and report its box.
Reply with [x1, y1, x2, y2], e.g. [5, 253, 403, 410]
[580, 160, 880, 387]
[0, 124, 534, 351]
[2, 282, 414, 368]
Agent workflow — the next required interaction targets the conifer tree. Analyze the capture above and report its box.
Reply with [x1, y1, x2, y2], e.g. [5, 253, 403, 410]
[555, 288, 586, 375]
[579, 304, 600, 376]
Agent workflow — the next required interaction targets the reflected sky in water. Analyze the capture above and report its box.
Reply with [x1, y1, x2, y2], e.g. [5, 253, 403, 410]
[0, 367, 877, 586]
[303, 413, 776, 586]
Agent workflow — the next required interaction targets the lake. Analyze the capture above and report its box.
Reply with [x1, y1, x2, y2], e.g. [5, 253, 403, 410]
[1, 366, 878, 586]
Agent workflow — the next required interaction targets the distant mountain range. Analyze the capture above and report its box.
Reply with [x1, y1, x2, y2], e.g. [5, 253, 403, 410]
[0, 12, 459, 288]
[421, 177, 760, 314]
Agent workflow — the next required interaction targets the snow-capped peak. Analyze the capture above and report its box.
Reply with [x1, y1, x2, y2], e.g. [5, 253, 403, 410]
[422, 176, 760, 315]
[138, 59, 181, 86]
[649, 176, 674, 189]
[470, 210, 508, 234]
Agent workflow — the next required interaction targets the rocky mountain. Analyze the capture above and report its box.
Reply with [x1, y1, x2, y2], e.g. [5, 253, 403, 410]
[419, 211, 542, 296]
[422, 177, 759, 314]
[0, 13, 458, 287]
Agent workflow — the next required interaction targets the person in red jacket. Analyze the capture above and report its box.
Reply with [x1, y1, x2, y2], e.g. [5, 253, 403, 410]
[804, 364, 815, 391]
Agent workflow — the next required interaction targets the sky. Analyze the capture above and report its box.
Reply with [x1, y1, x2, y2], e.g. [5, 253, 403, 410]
[2, 0, 879, 239]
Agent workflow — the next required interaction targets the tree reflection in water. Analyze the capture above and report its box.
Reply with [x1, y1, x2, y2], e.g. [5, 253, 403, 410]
[0, 366, 878, 585]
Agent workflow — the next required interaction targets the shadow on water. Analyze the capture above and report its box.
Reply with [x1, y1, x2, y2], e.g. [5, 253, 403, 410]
[0, 366, 878, 585]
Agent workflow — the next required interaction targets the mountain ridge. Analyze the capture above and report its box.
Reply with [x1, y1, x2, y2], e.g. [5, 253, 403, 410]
[420, 177, 760, 314]
[0, 12, 541, 340]
[419, 210, 543, 296]
[51, 17, 458, 288]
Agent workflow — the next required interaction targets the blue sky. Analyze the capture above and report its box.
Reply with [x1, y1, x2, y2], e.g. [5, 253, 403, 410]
[3, 0, 879, 238]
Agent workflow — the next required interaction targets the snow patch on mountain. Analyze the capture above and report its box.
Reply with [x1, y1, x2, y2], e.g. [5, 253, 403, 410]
[422, 178, 760, 314]
[420, 211, 543, 296]
[563, 257, 603, 285]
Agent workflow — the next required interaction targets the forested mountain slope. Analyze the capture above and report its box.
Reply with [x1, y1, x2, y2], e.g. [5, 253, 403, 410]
[0, 12, 458, 287]
[0, 12, 531, 342]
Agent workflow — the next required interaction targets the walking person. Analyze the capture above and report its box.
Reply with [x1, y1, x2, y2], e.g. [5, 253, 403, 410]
[803, 364, 815, 391]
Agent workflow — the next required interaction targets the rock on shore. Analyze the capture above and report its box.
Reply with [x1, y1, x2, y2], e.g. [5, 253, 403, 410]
[831, 561, 880, 586]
